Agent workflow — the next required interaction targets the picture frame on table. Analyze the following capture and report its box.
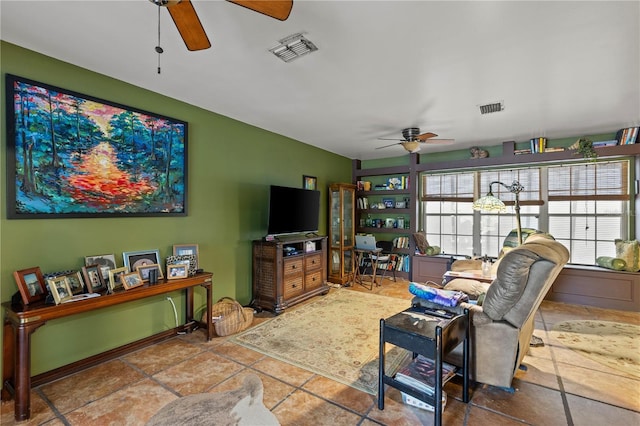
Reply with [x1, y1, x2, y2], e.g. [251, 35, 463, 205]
[167, 264, 188, 280]
[82, 264, 107, 293]
[136, 263, 164, 282]
[303, 175, 317, 191]
[123, 250, 161, 272]
[85, 254, 117, 281]
[172, 244, 199, 269]
[108, 266, 129, 292]
[5, 74, 187, 219]
[47, 276, 72, 304]
[121, 271, 144, 290]
[13, 267, 47, 305]
[166, 254, 197, 277]
[62, 271, 86, 295]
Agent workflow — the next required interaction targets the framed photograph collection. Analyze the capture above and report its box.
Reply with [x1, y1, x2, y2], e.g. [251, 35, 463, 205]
[12, 244, 202, 305]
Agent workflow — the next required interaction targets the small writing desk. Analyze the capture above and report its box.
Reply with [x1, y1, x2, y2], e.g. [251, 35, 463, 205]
[2, 272, 213, 421]
[352, 248, 384, 289]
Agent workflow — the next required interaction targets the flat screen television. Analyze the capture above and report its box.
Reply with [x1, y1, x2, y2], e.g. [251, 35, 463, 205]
[267, 185, 320, 236]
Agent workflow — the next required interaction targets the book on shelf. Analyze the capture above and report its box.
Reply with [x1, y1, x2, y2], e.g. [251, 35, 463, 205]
[616, 127, 639, 145]
[592, 140, 618, 148]
[530, 137, 547, 153]
[394, 354, 457, 395]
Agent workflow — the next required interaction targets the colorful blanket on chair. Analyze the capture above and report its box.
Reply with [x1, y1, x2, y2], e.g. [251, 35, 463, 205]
[409, 282, 469, 307]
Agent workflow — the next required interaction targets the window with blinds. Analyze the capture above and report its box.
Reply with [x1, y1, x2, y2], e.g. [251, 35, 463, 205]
[547, 161, 628, 264]
[419, 160, 631, 264]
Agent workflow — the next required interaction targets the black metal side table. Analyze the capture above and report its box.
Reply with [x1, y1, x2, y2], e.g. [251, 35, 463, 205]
[378, 306, 470, 426]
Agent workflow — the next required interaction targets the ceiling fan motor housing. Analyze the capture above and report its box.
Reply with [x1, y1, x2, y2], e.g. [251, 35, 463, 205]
[402, 127, 421, 141]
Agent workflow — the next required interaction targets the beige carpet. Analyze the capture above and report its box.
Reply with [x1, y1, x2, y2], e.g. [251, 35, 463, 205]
[232, 289, 412, 394]
[550, 320, 640, 378]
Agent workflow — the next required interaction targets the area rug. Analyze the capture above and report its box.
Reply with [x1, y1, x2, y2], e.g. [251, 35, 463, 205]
[146, 374, 279, 426]
[550, 320, 640, 378]
[232, 289, 412, 394]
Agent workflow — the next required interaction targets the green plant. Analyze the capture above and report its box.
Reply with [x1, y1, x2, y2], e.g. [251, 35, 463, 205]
[570, 138, 597, 160]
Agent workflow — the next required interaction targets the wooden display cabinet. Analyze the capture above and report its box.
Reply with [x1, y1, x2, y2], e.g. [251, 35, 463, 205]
[328, 183, 356, 284]
[252, 236, 329, 313]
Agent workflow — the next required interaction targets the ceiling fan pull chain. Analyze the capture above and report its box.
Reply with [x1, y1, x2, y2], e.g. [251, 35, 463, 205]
[155, 3, 164, 74]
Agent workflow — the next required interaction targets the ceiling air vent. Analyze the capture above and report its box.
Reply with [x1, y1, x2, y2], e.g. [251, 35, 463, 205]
[270, 33, 318, 63]
[479, 101, 504, 115]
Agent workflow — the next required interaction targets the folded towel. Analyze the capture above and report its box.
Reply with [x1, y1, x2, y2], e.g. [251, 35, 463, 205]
[409, 282, 469, 307]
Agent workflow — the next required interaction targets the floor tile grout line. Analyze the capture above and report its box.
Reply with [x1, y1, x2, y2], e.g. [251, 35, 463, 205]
[540, 310, 574, 426]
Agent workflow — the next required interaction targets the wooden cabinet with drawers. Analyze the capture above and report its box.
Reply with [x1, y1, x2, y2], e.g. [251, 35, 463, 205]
[252, 236, 329, 313]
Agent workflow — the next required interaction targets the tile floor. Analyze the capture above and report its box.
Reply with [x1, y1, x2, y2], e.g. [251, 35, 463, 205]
[2, 279, 639, 425]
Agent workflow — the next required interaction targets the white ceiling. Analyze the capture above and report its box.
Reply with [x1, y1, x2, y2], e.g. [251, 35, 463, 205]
[2, 1, 639, 160]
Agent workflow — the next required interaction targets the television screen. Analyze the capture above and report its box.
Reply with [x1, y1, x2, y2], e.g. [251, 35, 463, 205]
[267, 185, 320, 236]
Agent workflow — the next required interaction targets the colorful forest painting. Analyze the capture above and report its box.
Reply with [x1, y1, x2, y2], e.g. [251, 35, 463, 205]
[6, 75, 187, 218]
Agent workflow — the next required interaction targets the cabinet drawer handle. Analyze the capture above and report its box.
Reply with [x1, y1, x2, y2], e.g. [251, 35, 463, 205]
[291, 265, 296, 269]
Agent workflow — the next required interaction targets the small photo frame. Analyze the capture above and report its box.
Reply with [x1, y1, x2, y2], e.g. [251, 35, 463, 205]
[62, 271, 86, 295]
[85, 254, 117, 280]
[172, 244, 199, 269]
[13, 267, 47, 305]
[303, 175, 317, 191]
[136, 263, 164, 282]
[167, 264, 188, 280]
[166, 254, 197, 276]
[108, 266, 129, 292]
[382, 198, 394, 208]
[121, 271, 144, 290]
[82, 264, 107, 293]
[47, 276, 72, 304]
[123, 250, 161, 272]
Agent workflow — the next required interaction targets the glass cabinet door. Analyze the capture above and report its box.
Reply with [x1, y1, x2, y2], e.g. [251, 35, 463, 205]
[328, 183, 356, 284]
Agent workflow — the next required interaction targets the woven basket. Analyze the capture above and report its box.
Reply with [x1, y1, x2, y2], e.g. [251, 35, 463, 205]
[203, 297, 254, 337]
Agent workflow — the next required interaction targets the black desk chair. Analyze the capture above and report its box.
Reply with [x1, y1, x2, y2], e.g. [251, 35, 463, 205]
[372, 240, 397, 283]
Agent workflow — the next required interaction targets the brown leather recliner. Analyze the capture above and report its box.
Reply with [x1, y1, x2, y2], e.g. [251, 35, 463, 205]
[412, 235, 570, 389]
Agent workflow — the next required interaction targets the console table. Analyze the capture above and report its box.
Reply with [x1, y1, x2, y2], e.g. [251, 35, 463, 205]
[2, 272, 213, 421]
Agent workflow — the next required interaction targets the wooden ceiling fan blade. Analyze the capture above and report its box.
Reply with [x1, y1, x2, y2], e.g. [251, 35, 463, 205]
[167, 0, 211, 51]
[416, 132, 438, 141]
[227, 0, 293, 21]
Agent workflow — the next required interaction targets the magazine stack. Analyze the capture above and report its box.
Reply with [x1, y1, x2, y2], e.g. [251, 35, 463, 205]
[394, 354, 457, 412]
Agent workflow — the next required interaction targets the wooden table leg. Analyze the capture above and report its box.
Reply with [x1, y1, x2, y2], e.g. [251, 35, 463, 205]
[205, 283, 213, 341]
[12, 321, 45, 421]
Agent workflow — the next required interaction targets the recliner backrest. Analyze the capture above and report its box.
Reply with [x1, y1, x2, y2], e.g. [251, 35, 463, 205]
[481, 238, 569, 328]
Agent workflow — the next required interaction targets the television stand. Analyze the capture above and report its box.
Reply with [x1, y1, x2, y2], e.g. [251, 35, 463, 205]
[252, 235, 329, 314]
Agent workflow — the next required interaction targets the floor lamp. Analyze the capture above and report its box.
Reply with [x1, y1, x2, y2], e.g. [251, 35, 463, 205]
[472, 180, 525, 245]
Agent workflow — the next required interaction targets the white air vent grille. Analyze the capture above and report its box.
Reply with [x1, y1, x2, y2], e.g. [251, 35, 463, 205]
[270, 33, 318, 62]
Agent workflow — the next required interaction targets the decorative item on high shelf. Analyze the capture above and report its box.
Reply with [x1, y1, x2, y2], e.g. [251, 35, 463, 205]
[469, 146, 489, 159]
[569, 138, 597, 160]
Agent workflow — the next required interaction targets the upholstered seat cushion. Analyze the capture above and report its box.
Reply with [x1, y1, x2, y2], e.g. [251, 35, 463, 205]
[443, 278, 490, 298]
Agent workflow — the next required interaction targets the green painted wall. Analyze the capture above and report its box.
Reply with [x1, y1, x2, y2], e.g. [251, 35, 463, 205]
[0, 42, 352, 376]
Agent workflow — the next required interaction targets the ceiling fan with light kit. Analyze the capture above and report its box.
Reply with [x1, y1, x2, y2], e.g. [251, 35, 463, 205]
[377, 127, 454, 153]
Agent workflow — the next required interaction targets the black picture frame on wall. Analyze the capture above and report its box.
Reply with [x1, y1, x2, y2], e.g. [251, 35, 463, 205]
[5, 74, 188, 219]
